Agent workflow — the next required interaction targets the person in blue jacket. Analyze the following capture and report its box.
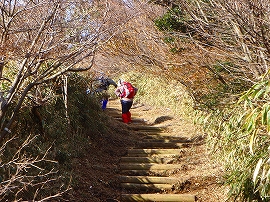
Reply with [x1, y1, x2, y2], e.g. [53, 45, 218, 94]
[87, 75, 117, 110]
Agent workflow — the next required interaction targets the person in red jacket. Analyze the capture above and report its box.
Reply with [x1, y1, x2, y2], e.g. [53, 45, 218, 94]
[115, 80, 138, 123]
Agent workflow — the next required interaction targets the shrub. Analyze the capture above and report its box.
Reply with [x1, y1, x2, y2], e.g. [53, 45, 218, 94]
[0, 72, 108, 201]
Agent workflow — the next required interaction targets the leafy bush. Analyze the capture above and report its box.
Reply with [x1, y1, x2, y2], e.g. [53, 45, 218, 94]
[154, 7, 187, 32]
[199, 78, 270, 201]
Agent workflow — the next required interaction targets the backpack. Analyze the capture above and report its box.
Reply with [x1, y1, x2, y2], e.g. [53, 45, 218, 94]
[121, 82, 137, 98]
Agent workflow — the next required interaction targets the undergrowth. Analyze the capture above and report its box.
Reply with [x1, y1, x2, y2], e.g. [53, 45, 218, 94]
[195, 79, 270, 202]
[0, 73, 111, 201]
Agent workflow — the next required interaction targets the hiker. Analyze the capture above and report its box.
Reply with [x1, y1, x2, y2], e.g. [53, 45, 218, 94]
[94, 76, 117, 93]
[101, 93, 110, 111]
[115, 79, 138, 123]
[86, 75, 117, 94]
[94, 76, 117, 110]
[86, 75, 117, 110]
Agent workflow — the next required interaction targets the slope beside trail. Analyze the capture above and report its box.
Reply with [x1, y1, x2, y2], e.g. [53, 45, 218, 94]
[70, 98, 228, 202]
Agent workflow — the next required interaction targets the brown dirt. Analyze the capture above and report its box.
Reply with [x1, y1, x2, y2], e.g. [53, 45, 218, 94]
[68, 99, 229, 202]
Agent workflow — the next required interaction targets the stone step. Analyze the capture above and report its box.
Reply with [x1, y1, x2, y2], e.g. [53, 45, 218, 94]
[141, 132, 181, 137]
[127, 153, 181, 157]
[106, 111, 140, 117]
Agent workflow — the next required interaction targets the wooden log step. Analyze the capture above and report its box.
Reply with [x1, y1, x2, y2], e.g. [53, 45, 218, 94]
[121, 183, 172, 191]
[136, 142, 184, 149]
[119, 176, 180, 184]
[138, 132, 174, 136]
[120, 169, 169, 176]
[120, 156, 177, 164]
[107, 112, 140, 117]
[128, 149, 183, 155]
[127, 153, 181, 157]
[121, 194, 196, 202]
[142, 137, 192, 143]
[119, 163, 182, 170]
[128, 125, 164, 131]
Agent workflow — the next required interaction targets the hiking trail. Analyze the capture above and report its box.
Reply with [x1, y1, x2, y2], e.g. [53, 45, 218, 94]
[106, 99, 227, 202]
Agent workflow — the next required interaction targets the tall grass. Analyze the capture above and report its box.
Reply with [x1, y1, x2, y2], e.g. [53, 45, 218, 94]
[113, 72, 194, 119]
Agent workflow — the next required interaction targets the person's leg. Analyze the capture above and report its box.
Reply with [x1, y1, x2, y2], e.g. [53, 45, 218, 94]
[121, 100, 129, 123]
[121, 100, 133, 123]
[101, 99, 108, 110]
[121, 113, 129, 123]
[126, 101, 133, 123]
[127, 111, 131, 123]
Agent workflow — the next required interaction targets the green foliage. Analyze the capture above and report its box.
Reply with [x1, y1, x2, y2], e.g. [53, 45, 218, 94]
[154, 7, 187, 32]
[198, 78, 270, 201]
[164, 36, 175, 44]
[169, 47, 186, 54]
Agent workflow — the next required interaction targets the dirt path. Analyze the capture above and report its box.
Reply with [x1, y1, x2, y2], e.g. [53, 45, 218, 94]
[108, 99, 228, 201]
[70, 99, 228, 201]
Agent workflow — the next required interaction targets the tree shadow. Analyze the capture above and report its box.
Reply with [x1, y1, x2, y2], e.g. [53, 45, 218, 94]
[153, 115, 174, 124]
